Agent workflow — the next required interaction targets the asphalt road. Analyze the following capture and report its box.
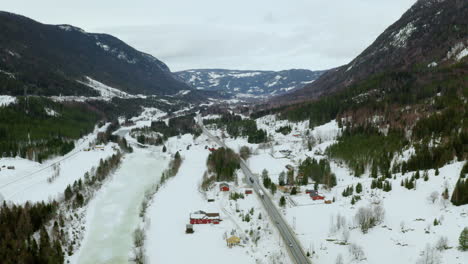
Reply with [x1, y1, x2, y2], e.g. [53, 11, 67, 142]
[198, 118, 310, 264]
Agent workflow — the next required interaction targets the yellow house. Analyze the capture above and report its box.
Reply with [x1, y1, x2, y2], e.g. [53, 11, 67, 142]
[226, 236, 241, 248]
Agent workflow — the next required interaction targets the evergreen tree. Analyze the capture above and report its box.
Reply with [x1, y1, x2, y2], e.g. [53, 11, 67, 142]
[162, 145, 167, 152]
[278, 171, 286, 186]
[279, 196, 286, 207]
[459, 227, 468, 251]
[64, 185, 73, 201]
[270, 183, 277, 195]
[451, 179, 468, 206]
[291, 187, 297, 195]
[371, 162, 378, 178]
[356, 183, 363, 194]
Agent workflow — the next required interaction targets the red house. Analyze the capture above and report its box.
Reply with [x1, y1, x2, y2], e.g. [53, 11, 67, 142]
[208, 147, 217, 152]
[219, 183, 230, 192]
[245, 189, 253, 195]
[309, 190, 325, 200]
[189, 211, 221, 224]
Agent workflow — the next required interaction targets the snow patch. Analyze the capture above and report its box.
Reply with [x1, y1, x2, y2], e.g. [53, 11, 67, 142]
[45, 107, 59, 117]
[77, 76, 145, 100]
[0, 95, 16, 107]
[447, 41, 468, 61]
[0, 69, 15, 79]
[391, 22, 417, 48]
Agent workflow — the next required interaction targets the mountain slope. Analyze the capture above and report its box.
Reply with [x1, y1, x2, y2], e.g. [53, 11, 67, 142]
[278, 0, 467, 102]
[176, 69, 325, 97]
[0, 11, 190, 96]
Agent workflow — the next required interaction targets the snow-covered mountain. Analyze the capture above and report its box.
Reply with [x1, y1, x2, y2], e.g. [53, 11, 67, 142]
[278, 0, 468, 103]
[176, 69, 325, 97]
[0, 11, 190, 96]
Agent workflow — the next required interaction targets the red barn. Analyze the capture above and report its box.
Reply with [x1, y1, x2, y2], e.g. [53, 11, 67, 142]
[189, 211, 221, 224]
[219, 183, 230, 192]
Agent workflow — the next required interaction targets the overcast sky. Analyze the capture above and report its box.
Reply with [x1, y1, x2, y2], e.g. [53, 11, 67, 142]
[3, 0, 417, 71]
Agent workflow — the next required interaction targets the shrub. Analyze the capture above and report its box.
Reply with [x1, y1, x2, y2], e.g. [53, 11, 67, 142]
[355, 204, 385, 233]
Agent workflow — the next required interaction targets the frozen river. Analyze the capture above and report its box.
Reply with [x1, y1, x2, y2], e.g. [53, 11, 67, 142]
[75, 147, 167, 264]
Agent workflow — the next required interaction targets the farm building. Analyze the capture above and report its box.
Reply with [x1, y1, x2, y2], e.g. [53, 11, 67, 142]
[189, 210, 221, 224]
[226, 236, 241, 248]
[309, 190, 325, 200]
[185, 224, 194, 234]
[219, 183, 229, 192]
[207, 193, 215, 202]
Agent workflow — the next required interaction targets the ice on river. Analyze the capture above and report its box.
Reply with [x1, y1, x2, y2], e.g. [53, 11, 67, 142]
[75, 147, 167, 264]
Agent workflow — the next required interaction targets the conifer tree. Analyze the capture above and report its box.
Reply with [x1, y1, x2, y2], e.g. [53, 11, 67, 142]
[356, 183, 363, 194]
[459, 227, 468, 251]
[279, 196, 286, 207]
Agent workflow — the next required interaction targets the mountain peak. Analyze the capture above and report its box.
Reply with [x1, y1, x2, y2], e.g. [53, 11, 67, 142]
[276, 0, 467, 103]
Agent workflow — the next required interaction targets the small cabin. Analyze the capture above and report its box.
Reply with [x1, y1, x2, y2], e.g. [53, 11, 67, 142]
[219, 183, 230, 192]
[7, 166, 15, 170]
[185, 224, 194, 234]
[226, 236, 241, 248]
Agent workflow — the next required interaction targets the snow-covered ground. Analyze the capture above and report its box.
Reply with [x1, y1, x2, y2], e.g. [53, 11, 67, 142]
[78, 76, 147, 100]
[145, 133, 289, 264]
[0, 124, 117, 204]
[72, 146, 168, 264]
[204, 114, 468, 264]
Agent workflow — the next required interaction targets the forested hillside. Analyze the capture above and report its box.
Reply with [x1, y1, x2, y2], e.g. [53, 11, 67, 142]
[0, 97, 100, 162]
[0, 11, 190, 96]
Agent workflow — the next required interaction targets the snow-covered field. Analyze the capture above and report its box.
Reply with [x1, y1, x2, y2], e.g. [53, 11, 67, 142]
[145, 133, 289, 264]
[0, 124, 117, 204]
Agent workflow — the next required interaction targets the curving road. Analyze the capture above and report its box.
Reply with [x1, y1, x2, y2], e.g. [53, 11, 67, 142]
[198, 117, 310, 264]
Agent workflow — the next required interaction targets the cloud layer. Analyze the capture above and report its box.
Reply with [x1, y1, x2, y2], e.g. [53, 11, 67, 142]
[3, 0, 416, 71]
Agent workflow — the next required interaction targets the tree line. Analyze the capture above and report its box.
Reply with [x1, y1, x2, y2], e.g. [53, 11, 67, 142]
[204, 113, 268, 143]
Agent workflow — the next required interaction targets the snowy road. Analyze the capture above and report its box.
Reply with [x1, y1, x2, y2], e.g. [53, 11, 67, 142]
[74, 147, 168, 264]
[198, 117, 310, 264]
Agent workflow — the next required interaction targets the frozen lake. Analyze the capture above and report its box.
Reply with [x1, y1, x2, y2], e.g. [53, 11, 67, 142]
[75, 147, 167, 264]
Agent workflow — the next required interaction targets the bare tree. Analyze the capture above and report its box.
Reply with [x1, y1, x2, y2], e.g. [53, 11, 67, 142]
[416, 244, 441, 264]
[355, 204, 385, 233]
[435, 236, 449, 251]
[133, 228, 145, 248]
[341, 227, 350, 243]
[428, 191, 439, 204]
[348, 243, 366, 261]
[335, 253, 344, 264]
